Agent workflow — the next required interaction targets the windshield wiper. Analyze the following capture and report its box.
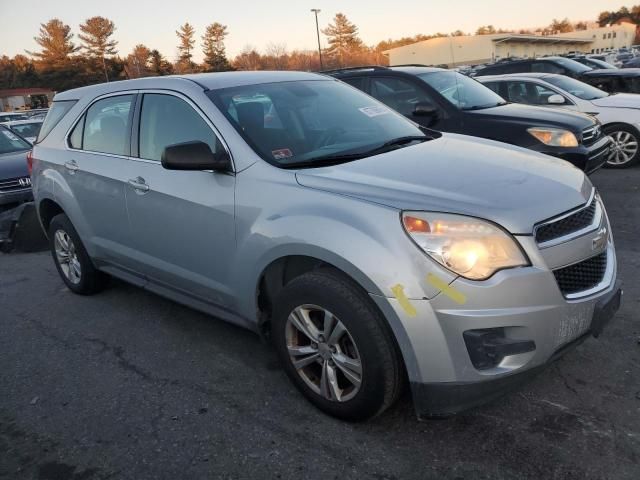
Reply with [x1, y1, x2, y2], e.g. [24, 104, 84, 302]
[462, 101, 507, 111]
[280, 136, 428, 169]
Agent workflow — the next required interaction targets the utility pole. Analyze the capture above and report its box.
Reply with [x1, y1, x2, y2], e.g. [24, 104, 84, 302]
[311, 9, 323, 70]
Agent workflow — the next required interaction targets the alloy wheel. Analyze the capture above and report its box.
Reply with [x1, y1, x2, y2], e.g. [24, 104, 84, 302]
[285, 304, 362, 402]
[54, 229, 82, 285]
[607, 130, 638, 166]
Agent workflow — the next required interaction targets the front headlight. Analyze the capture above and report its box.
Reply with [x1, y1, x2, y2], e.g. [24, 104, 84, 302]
[527, 127, 578, 147]
[402, 212, 529, 280]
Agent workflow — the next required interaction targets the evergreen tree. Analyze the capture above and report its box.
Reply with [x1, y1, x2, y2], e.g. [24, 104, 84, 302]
[29, 19, 78, 67]
[175, 22, 196, 73]
[79, 16, 118, 81]
[202, 22, 232, 72]
[149, 49, 174, 76]
[322, 13, 363, 67]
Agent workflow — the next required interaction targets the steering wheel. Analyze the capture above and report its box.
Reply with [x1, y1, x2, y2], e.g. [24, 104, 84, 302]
[314, 127, 345, 149]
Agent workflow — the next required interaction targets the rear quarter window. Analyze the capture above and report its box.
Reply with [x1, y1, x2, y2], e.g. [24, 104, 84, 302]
[36, 100, 77, 143]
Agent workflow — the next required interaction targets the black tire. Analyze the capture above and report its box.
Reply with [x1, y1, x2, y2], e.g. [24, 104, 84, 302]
[48, 213, 107, 295]
[272, 268, 404, 421]
[604, 124, 640, 169]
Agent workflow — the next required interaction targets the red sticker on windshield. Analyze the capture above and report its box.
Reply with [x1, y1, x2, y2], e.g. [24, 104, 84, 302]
[272, 148, 293, 160]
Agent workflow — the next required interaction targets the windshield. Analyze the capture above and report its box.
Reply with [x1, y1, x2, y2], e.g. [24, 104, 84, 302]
[586, 58, 616, 69]
[551, 57, 593, 73]
[0, 126, 31, 154]
[208, 80, 428, 167]
[544, 76, 608, 100]
[10, 123, 42, 139]
[418, 71, 506, 110]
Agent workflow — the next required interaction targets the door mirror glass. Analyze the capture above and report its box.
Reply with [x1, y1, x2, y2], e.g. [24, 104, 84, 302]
[161, 141, 231, 171]
[547, 94, 566, 105]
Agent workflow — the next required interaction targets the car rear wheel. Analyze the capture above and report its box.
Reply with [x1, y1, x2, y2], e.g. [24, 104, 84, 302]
[605, 125, 640, 168]
[272, 268, 404, 421]
[48, 213, 107, 295]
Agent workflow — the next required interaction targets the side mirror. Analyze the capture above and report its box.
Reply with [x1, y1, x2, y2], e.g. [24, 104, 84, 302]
[413, 102, 439, 117]
[161, 141, 231, 171]
[547, 94, 566, 105]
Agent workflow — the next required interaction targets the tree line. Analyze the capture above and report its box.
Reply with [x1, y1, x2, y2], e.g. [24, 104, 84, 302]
[3, 9, 640, 93]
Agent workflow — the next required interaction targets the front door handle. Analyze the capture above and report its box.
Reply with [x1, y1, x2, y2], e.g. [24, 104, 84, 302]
[64, 160, 79, 173]
[128, 177, 150, 193]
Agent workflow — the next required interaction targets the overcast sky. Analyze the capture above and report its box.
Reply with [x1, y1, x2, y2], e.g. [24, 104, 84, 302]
[0, 0, 629, 61]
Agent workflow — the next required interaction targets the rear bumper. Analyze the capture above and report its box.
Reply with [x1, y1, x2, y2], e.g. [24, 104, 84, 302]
[411, 281, 622, 418]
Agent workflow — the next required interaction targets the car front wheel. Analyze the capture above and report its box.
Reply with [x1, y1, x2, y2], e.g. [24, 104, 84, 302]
[272, 269, 404, 421]
[605, 125, 640, 168]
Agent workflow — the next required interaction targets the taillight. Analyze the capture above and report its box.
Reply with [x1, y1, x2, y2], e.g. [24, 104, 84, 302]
[27, 150, 33, 175]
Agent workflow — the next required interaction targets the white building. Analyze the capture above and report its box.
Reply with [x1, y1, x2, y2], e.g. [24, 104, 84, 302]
[384, 22, 637, 67]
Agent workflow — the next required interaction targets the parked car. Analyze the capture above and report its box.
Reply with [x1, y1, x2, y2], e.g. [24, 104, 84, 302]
[479, 73, 640, 168]
[31, 72, 621, 420]
[0, 112, 29, 123]
[327, 66, 609, 174]
[474, 56, 640, 94]
[0, 125, 33, 213]
[2, 119, 44, 144]
[572, 57, 617, 70]
[622, 57, 640, 69]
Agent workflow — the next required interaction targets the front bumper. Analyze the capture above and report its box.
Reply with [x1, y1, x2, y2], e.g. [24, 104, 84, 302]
[410, 282, 622, 418]
[535, 136, 610, 174]
[0, 187, 33, 211]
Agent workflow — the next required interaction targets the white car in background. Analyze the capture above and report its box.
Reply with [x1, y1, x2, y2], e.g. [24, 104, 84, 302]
[479, 73, 640, 168]
[1, 119, 44, 144]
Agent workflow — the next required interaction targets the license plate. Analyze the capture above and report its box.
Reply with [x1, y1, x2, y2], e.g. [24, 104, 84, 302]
[556, 302, 593, 347]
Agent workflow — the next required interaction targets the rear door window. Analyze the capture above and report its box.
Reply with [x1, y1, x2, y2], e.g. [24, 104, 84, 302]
[36, 100, 77, 142]
[82, 95, 134, 156]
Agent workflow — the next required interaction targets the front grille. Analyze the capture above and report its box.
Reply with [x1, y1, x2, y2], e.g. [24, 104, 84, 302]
[582, 125, 602, 146]
[553, 252, 607, 296]
[0, 177, 31, 193]
[535, 198, 597, 244]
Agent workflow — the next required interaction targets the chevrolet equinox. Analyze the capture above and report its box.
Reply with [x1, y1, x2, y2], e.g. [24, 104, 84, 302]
[31, 72, 622, 420]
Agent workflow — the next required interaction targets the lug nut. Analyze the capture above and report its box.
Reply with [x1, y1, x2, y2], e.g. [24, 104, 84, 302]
[310, 342, 318, 349]
[330, 345, 337, 353]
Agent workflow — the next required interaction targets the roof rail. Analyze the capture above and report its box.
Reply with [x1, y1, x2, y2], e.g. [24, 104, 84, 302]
[321, 65, 390, 74]
[390, 63, 431, 67]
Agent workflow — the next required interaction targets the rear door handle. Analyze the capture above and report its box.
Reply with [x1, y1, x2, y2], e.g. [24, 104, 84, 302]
[64, 160, 79, 173]
[128, 177, 150, 193]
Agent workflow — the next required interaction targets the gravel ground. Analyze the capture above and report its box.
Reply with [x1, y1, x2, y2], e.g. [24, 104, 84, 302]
[0, 168, 639, 480]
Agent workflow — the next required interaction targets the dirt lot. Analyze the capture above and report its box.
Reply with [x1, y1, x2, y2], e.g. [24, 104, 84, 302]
[1, 168, 639, 480]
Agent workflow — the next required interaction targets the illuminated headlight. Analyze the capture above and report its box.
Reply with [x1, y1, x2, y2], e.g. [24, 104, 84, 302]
[527, 127, 578, 147]
[402, 212, 529, 280]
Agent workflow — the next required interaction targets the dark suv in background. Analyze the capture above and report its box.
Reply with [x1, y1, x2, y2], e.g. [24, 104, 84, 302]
[474, 56, 640, 94]
[0, 125, 33, 213]
[328, 66, 610, 174]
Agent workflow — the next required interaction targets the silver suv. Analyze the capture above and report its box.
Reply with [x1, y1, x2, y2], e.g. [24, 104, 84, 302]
[31, 72, 621, 420]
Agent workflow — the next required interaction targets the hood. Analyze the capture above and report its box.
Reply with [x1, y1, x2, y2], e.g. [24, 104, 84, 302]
[295, 134, 592, 234]
[591, 93, 640, 109]
[583, 68, 640, 78]
[0, 149, 30, 180]
[466, 103, 594, 131]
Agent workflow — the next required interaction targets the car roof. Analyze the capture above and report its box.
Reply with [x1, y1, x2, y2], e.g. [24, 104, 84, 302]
[1, 119, 43, 126]
[476, 73, 554, 81]
[327, 65, 447, 77]
[54, 71, 331, 101]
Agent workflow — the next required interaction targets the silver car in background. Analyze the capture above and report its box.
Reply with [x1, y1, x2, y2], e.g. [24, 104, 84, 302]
[479, 73, 640, 168]
[31, 72, 621, 420]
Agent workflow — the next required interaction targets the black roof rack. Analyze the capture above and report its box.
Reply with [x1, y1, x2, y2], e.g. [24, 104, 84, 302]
[390, 63, 432, 67]
[320, 65, 390, 75]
